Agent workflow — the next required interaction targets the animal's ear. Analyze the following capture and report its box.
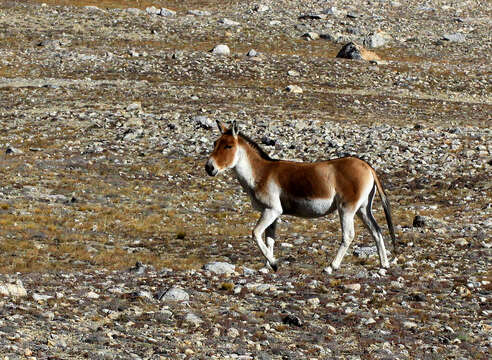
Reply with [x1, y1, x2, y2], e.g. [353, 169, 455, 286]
[231, 121, 238, 137]
[216, 120, 227, 134]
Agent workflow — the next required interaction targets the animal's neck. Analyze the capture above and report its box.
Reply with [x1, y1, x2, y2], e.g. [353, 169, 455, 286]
[233, 142, 268, 191]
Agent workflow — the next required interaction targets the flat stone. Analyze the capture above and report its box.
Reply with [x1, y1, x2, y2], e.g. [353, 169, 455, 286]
[285, 85, 303, 93]
[211, 44, 230, 56]
[442, 33, 466, 43]
[159, 286, 189, 302]
[343, 283, 361, 291]
[0, 281, 27, 297]
[184, 312, 202, 326]
[159, 8, 176, 17]
[403, 320, 418, 329]
[203, 261, 235, 275]
[188, 10, 211, 16]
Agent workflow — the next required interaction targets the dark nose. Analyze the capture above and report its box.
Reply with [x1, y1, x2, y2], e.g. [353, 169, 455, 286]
[205, 162, 214, 176]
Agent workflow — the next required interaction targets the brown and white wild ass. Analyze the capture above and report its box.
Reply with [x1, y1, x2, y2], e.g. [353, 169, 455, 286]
[205, 121, 396, 273]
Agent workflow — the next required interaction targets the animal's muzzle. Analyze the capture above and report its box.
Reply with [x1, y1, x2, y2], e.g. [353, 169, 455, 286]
[205, 161, 217, 176]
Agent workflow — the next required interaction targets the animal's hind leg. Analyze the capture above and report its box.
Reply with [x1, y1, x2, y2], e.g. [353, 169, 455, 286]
[253, 208, 281, 270]
[357, 190, 389, 269]
[265, 219, 277, 259]
[326, 205, 356, 274]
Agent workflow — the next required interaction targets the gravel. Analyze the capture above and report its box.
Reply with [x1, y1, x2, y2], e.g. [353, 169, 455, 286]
[0, 0, 490, 359]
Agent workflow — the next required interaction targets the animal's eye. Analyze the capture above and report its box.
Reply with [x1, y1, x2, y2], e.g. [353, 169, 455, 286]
[224, 145, 232, 149]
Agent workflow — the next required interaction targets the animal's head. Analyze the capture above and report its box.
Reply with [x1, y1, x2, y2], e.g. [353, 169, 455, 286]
[205, 120, 240, 176]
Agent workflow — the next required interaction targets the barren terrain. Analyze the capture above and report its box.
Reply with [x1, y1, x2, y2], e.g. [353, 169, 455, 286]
[0, 0, 490, 359]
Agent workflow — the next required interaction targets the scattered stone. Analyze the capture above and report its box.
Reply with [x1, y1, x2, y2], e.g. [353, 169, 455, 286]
[364, 31, 391, 48]
[285, 84, 303, 93]
[158, 287, 189, 302]
[227, 327, 240, 338]
[145, 6, 161, 15]
[124, 8, 142, 15]
[126, 102, 142, 112]
[403, 321, 418, 329]
[336, 42, 380, 61]
[184, 312, 202, 326]
[442, 33, 466, 43]
[307, 297, 320, 306]
[254, 4, 269, 12]
[159, 8, 176, 17]
[261, 135, 276, 146]
[0, 280, 27, 297]
[347, 12, 360, 19]
[246, 49, 258, 57]
[86, 291, 99, 299]
[323, 7, 341, 16]
[302, 32, 320, 41]
[282, 314, 302, 327]
[343, 283, 361, 291]
[353, 246, 378, 258]
[455, 238, 469, 246]
[287, 70, 300, 77]
[211, 44, 230, 56]
[187, 10, 211, 16]
[412, 215, 442, 228]
[32, 293, 53, 302]
[203, 261, 235, 275]
[192, 115, 214, 129]
[299, 13, 327, 20]
[5, 146, 23, 155]
[219, 18, 240, 26]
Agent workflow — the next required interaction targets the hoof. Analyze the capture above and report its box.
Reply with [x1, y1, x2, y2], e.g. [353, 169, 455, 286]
[323, 266, 334, 275]
[269, 262, 278, 272]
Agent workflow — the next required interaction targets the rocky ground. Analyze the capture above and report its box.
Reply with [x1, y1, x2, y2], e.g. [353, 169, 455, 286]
[0, 0, 491, 359]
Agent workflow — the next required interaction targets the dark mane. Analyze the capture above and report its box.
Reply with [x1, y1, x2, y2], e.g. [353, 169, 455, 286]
[224, 129, 278, 161]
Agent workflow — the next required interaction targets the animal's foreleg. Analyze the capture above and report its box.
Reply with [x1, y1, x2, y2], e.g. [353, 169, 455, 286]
[265, 219, 278, 259]
[253, 209, 280, 271]
[326, 207, 356, 274]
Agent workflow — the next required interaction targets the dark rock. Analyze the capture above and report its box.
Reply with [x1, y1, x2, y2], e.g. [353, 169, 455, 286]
[262, 136, 276, 146]
[336, 42, 380, 61]
[282, 314, 302, 327]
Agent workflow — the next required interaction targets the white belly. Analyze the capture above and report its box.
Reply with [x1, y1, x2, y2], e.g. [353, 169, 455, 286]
[281, 197, 336, 218]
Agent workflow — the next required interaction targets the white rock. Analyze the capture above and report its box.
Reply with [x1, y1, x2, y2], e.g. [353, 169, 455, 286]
[146, 6, 160, 15]
[343, 283, 361, 291]
[126, 102, 142, 111]
[124, 8, 142, 15]
[188, 10, 211, 16]
[0, 281, 27, 297]
[307, 297, 320, 306]
[303, 32, 320, 41]
[364, 31, 391, 48]
[86, 291, 100, 299]
[327, 324, 337, 334]
[184, 312, 202, 326]
[227, 327, 240, 338]
[455, 238, 469, 246]
[442, 33, 466, 43]
[203, 261, 235, 275]
[160, 287, 189, 302]
[32, 293, 53, 302]
[219, 18, 240, 26]
[211, 44, 230, 56]
[285, 85, 303, 94]
[254, 5, 269, 12]
[159, 8, 176, 17]
[403, 321, 418, 329]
